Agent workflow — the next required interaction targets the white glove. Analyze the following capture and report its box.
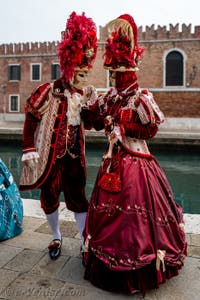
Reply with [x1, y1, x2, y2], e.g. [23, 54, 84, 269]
[83, 85, 98, 106]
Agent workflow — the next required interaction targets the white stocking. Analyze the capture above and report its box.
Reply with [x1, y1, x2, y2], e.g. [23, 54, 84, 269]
[46, 208, 61, 241]
[74, 212, 87, 250]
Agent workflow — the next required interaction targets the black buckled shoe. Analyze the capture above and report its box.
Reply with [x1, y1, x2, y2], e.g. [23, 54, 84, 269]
[48, 239, 62, 260]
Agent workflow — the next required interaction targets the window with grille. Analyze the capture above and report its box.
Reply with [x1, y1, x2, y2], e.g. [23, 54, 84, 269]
[31, 64, 41, 81]
[51, 64, 60, 80]
[166, 51, 183, 86]
[8, 65, 21, 81]
[9, 95, 19, 112]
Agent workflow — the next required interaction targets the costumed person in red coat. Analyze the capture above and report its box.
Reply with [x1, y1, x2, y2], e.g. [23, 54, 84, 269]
[82, 14, 187, 294]
[19, 11, 97, 260]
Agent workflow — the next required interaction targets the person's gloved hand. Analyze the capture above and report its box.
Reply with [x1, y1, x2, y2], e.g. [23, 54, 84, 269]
[83, 85, 98, 106]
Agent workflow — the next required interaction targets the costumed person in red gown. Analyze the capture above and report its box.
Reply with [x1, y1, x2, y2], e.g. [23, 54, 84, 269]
[82, 13, 187, 294]
[19, 11, 97, 260]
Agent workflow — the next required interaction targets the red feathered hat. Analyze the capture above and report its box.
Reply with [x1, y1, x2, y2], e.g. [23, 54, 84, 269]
[104, 13, 144, 71]
[58, 11, 97, 82]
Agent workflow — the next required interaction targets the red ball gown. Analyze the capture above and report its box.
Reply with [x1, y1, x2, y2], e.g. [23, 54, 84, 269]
[83, 84, 187, 294]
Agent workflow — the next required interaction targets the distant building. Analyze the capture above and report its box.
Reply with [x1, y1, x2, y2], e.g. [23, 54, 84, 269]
[0, 23, 200, 123]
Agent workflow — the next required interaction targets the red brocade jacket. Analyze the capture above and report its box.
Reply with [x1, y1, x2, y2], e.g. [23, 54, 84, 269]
[20, 78, 92, 191]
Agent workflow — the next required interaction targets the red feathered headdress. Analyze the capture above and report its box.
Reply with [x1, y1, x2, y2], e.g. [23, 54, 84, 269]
[58, 11, 97, 82]
[104, 13, 144, 71]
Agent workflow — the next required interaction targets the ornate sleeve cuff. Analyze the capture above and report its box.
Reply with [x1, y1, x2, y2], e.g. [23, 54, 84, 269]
[113, 125, 123, 142]
[22, 152, 39, 161]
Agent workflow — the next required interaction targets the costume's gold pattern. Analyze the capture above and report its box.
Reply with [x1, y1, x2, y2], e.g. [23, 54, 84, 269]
[20, 90, 60, 186]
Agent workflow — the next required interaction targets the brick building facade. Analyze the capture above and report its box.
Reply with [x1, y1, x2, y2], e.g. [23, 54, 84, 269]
[0, 23, 200, 122]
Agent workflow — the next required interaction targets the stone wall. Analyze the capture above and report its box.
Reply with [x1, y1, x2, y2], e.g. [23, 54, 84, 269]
[0, 41, 59, 55]
[99, 23, 200, 42]
[0, 23, 200, 119]
[152, 90, 200, 117]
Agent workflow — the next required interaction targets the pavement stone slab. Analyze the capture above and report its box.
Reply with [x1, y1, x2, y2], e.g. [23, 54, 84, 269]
[23, 216, 46, 232]
[0, 269, 19, 296]
[0, 273, 66, 300]
[61, 237, 82, 257]
[187, 245, 200, 257]
[186, 234, 200, 257]
[36, 221, 78, 238]
[0, 244, 23, 268]
[30, 253, 70, 279]
[56, 257, 90, 287]
[4, 249, 45, 273]
[190, 233, 200, 246]
[2, 230, 52, 251]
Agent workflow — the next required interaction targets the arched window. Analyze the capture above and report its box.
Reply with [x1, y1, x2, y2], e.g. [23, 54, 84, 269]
[166, 51, 183, 86]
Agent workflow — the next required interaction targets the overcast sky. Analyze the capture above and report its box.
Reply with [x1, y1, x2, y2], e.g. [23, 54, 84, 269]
[0, 0, 199, 43]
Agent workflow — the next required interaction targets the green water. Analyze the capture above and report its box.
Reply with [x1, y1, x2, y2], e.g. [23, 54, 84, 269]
[0, 141, 199, 214]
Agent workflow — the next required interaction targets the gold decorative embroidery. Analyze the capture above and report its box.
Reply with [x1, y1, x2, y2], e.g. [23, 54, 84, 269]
[20, 91, 60, 187]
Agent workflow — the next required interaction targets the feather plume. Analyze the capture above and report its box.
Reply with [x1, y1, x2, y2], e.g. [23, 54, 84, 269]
[58, 12, 97, 83]
[103, 14, 144, 71]
[106, 19, 134, 50]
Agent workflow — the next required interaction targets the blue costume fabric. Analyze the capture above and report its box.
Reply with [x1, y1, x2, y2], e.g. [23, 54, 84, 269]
[0, 158, 23, 241]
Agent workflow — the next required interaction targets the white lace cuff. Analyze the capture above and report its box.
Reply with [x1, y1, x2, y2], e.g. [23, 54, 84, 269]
[22, 152, 40, 162]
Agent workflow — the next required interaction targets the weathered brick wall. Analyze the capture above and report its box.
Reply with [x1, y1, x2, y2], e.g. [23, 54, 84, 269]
[99, 23, 200, 89]
[87, 43, 106, 87]
[137, 39, 200, 88]
[98, 23, 200, 118]
[0, 24, 200, 118]
[151, 91, 200, 117]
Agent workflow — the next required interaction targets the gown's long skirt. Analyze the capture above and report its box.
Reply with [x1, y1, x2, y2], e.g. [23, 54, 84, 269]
[0, 159, 23, 241]
[84, 150, 187, 294]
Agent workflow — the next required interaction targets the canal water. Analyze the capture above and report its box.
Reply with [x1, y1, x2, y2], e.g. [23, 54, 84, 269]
[0, 141, 199, 214]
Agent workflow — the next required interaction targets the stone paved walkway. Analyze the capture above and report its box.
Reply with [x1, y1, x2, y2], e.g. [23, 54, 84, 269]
[0, 203, 200, 299]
